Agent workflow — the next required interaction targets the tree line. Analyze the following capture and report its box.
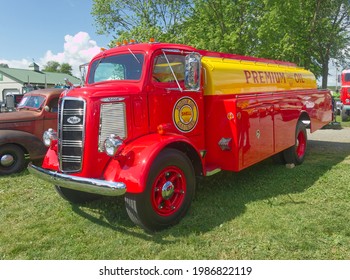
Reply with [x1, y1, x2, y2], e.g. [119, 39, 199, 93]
[42, 61, 73, 76]
[91, 0, 350, 88]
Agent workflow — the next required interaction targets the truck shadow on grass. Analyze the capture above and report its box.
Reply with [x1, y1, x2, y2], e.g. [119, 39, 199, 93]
[71, 139, 350, 239]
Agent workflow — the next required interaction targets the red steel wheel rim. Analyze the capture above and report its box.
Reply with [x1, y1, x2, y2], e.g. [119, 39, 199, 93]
[296, 131, 306, 158]
[151, 166, 186, 216]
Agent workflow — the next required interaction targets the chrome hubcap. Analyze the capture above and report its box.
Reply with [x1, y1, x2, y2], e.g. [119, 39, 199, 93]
[1, 154, 14, 167]
[161, 181, 175, 200]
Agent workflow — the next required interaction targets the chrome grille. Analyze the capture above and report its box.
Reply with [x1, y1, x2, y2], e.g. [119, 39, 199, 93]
[98, 102, 127, 151]
[58, 98, 85, 172]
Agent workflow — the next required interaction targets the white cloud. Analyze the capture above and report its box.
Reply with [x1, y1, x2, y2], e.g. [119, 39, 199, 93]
[0, 58, 32, 69]
[40, 32, 101, 77]
[0, 32, 101, 77]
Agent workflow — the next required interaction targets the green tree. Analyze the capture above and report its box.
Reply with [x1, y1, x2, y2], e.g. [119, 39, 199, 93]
[42, 61, 60, 72]
[256, 0, 350, 88]
[312, 0, 350, 88]
[43, 61, 73, 76]
[91, 0, 350, 87]
[181, 0, 264, 55]
[91, 0, 191, 43]
[60, 63, 73, 75]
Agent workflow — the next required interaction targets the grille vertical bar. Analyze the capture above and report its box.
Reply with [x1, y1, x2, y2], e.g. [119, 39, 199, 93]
[58, 98, 85, 172]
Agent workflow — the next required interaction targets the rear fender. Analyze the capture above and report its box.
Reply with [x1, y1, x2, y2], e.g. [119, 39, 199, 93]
[301, 91, 333, 132]
[103, 133, 201, 194]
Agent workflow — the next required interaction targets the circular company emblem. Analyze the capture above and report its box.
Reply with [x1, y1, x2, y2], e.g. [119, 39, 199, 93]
[67, 116, 81, 124]
[173, 97, 198, 132]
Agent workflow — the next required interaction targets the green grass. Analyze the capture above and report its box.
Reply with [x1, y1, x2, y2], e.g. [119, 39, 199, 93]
[335, 115, 350, 127]
[1, 129, 350, 260]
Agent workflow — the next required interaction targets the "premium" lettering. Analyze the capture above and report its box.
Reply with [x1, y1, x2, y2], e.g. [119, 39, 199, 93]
[244, 70, 286, 84]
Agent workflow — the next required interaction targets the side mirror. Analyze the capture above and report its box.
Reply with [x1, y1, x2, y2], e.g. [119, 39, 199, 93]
[185, 53, 201, 91]
[44, 105, 50, 112]
[79, 63, 89, 86]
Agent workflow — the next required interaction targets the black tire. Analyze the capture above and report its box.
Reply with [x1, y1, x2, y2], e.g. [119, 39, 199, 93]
[125, 148, 195, 232]
[341, 108, 348, 122]
[0, 144, 26, 175]
[283, 121, 307, 165]
[55, 186, 101, 204]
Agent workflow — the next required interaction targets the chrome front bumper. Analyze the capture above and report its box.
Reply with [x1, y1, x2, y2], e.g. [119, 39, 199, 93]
[28, 163, 126, 196]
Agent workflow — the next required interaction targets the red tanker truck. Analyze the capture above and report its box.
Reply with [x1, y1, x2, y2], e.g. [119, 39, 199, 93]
[28, 40, 333, 231]
[340, 69, 350, 121]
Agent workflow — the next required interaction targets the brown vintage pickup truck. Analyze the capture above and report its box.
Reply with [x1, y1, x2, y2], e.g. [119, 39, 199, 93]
[0, 88, 63, 175]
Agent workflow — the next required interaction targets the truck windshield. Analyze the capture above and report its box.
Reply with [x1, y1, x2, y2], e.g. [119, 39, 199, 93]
[88, 53, 144, 84]
[17, 95, 45, 110]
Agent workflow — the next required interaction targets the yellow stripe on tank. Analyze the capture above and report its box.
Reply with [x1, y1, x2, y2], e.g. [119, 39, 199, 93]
[201, 56, 317, 96]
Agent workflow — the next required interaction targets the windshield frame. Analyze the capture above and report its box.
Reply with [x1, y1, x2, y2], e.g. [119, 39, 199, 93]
[17, 94, 46, 111]
[87, 52, 145, 85]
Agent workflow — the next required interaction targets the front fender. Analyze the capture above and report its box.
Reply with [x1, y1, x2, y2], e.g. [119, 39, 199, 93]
[103, 133, 199, 194]
[0, 130, 46, 160]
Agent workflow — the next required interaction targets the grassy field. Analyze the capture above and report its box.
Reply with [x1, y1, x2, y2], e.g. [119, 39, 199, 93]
[1, 126, 350, 260]
[336, 115, 350, 127]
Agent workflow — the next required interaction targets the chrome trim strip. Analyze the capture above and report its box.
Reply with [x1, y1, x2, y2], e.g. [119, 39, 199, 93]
[28, 163, 126, 197]
[59, 97, 86, 172]
[101, 97, 125, 102]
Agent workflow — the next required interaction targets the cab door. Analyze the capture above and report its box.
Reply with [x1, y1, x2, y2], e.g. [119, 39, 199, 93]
[147, 50, 204, 146]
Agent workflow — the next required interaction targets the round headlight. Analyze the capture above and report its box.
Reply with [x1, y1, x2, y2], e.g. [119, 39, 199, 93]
[43, 128, 57, 147]
[104, 134, 123, 157]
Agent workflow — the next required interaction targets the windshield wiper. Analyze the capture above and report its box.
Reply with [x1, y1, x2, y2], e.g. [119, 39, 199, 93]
[128, 48, 141, 64]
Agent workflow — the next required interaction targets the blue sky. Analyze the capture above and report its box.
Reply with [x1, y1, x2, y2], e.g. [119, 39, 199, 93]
[0, 0, 113, 74]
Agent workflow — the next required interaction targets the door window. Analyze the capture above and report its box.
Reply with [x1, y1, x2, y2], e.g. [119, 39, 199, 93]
[152, 54, 185, 84]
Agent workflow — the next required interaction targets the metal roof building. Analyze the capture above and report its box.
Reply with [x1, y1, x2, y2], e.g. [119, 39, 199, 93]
[0, 63, 80, 102]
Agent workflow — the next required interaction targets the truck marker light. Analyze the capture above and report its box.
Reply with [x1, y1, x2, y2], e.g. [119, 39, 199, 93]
[157, 123, 171, 135]
[227, 112, 234, 120]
